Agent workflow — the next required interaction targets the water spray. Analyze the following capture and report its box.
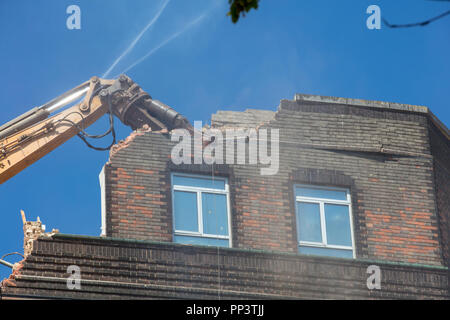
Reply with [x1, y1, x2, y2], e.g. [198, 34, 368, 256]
[102, 0, 171, 78]
[118, 13, 207, 76]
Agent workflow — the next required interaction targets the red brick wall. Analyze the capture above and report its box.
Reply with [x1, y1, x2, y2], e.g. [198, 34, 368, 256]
[105, 100, 447, 266]
[104, 133, 173, 242]
[429, 121, 450, 266]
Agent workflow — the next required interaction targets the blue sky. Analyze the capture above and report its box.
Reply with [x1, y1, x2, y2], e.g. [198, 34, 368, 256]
[0, 0, 449, 279]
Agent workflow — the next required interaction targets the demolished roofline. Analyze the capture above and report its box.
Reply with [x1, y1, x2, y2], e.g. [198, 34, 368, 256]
[295, 93, 429, 113]
[293, 93, 449, 140]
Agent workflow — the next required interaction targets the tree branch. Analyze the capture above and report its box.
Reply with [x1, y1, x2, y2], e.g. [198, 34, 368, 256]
[383, 9, 450, 28]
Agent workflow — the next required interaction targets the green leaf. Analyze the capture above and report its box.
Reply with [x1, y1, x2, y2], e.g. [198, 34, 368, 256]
[227, 0, 259, 23]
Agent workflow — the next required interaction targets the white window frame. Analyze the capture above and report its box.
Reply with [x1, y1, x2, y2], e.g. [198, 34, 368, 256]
[294, 184, 356, 258]
[171, 173, 232, 247]
[99, 165, 107, 236]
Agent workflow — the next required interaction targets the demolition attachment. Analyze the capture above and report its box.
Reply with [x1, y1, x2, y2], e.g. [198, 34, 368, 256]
[104, 74, 192, 132]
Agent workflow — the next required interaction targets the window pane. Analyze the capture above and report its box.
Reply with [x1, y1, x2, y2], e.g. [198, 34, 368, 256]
[173, 191, 198, 232]
[173, 175, 225, 190]
[296, 202, 322, 243]
[202, 193, 228, 236]
[299, 246, 353, 258]
[324, 204, 352, 246]
[174, 235, 229, 247]
[295, 186, 347, 201]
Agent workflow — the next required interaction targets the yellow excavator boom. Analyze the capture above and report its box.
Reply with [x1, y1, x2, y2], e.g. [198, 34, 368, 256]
[0, 75, 191, 184]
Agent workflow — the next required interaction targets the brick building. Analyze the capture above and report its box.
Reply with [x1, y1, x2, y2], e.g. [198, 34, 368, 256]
[1, 94, 449, 299]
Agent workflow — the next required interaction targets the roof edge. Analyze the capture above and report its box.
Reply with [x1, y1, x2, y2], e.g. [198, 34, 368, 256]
[49, 233, 448, 271]
[294, 93, 449, 140]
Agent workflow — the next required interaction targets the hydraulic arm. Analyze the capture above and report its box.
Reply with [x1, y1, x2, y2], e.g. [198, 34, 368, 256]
[0, 75, 191, 184]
